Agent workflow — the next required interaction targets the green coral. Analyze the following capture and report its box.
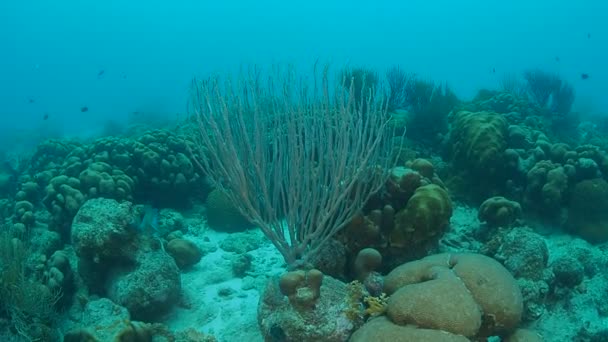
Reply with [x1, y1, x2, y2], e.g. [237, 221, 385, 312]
[448, 110, 509, 177]
[205, 189, 251, 232]
[566, 178, 608, 243]
[391, 184, 453, 249]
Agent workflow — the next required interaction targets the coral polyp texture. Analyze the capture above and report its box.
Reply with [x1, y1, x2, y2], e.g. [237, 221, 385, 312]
[381, 253, 523, 340]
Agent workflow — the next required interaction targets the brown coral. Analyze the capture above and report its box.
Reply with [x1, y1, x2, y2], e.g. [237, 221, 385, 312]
[478, 196, 522, 227]
[383, 253, 523, 339]
[390, 184, 452, 249]
[566, 178, 608, 243]
[448, 111, 508, 177]
[351, 316, 470, 342]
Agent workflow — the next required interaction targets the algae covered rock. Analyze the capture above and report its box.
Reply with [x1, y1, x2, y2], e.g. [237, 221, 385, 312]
[107, 249, 181, 321]
[72, 198, 182, 321]
[62, 298, 194, 342]
[71, 198, 137, 262]
[258, 274, 360, 342]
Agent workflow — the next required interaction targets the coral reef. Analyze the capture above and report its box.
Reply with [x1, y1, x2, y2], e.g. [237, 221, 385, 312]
[1, 64, 606, 341]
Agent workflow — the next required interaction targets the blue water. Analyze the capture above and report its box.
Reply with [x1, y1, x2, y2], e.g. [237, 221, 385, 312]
[1, 0, 606, 145]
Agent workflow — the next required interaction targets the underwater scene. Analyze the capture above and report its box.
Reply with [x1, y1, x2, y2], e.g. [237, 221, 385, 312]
[1, 0, 607, 341]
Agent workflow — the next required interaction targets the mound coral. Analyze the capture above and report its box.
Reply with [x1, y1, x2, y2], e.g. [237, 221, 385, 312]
[26, 129, 206, 236]
[390, 184, 452, 249]
[447, 110, 508, 180]
[205, 188, 251, 232]
[383, 253, 523, 339]
[566, 178, 608, 243]
[524, 160, 571, 216]
[478, 196, 522, 228]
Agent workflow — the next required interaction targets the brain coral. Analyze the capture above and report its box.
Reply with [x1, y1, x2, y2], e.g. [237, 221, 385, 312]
[448, 111, 508, 177]
[383, 253, 523, 339]
[351, 316, 469, 342]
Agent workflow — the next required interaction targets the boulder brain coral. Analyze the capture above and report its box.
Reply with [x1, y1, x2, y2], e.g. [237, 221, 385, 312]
[448, 110, 508, 178]
[383, 253, 523, 339]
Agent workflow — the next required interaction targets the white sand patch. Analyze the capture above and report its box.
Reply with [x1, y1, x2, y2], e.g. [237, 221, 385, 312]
[163, 228, 285, 342]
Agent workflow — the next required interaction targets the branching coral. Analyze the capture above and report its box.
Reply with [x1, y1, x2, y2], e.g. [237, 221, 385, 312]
[364, 293, 388, 317]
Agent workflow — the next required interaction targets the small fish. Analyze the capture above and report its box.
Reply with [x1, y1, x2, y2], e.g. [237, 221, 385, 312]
[121, 72, 127, 79]
[581, 73, 590, 80]
[97, 69, 105, 78]
[27, 97, 35, 104]
[43, 113, 49, 120]
[80, 106, 89, 112]
[555, 56, 560, 62]
[492, 67, 496, 74]
[138, 206, 159, 234]
[587, 33, 591, 39]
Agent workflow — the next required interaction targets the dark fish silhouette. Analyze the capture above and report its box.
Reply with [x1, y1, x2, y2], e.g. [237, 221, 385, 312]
[97, 70, 105, 78]
[581, 73, 590, 80]
[555, 56, 560, 62]
[43, 113, 49, 120]
[492, 67, 496, 74]
[587, 33, 591, 39]
[80, 106, 89, 112]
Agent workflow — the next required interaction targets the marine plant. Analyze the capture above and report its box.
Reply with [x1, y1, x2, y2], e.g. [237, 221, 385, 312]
[499, 72, 527, 98]
[523, 69, 562, 108]
[402, 77, 459, 141]
[189, 65, 402, 267]
[385, 65, 414, 111]
[341, 66, 379, 112]
[523, 68, 575, 115]
[0, 230, 61, 341]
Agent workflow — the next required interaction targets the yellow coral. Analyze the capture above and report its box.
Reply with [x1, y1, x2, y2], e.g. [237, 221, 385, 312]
[364, 293, 388, 317]
[344, 281, 365, 322]
[344, 281, 389, 321]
